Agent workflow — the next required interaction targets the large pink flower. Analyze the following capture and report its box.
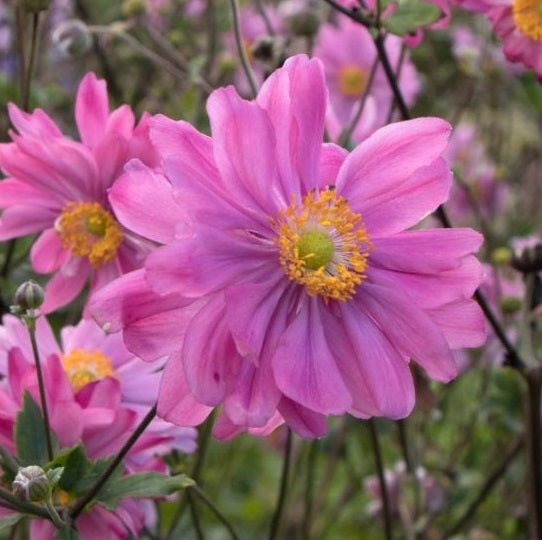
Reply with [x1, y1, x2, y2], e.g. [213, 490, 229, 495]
[0, 72, 158, 313]
[91, 55, 486, 438]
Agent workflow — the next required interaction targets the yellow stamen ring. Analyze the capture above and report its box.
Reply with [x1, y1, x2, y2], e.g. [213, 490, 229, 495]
[513, 0, 542, 42]
[62, 348, 116, 392]
[57, 202, 123, 268]
[275, 190, 372, 302]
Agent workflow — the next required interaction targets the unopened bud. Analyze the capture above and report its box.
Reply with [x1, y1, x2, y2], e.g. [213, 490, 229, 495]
[500, 296, 522, 314]
[51, 19, 92, 58]
[12, 466, 50, 502]
[13, 280, 44, 311]
[511, 243, 542, 273]
[21, 0, 51, 12]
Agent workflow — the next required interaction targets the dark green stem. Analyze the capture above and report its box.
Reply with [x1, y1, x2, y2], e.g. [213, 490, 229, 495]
[190, 485, 240, 540]
[187, 489, 205, 540]
[69, 403, 157, 520]
[26, 317, 53, 462]
[21, 13, 40, 111]
[368, 420, 393, 540]
[302, 440, 318, 540]
[268, 429, 293, 540]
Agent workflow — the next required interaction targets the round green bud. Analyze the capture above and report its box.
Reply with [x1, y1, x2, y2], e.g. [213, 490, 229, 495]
[13, 280, 44, 311]
[51, 20, 92, 58]
[122, 0, 146, 17]
[12, 466, 50, 502]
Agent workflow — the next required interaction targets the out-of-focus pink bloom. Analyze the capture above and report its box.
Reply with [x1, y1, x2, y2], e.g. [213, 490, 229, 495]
[91, 55, 486, 439]
[365, 461, 446, 517]
[0, 317, 196, 538]
[0, 72, 159, 313]
[313, 17, 420, 143]
[444, 122, 509, 224]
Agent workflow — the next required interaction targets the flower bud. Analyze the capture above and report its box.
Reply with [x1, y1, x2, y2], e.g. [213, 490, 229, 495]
[51, 20, 92, 58]
[12, 466, 50, 502]
[511, 243, 542, 273]
[21, 0, 51, 12]
[13, 280, 44, 311]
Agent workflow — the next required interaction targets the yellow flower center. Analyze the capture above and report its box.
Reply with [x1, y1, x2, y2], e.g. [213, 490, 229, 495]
[275, 189, 372, 302]
[513, 0, 542, 42]
[338, 64, 368, 97]
[62, 348, 116, 392]
[56, 202, 123, 268]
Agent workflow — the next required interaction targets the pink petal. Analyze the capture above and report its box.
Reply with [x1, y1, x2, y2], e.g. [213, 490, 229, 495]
[207, 86, 285, 216]
[336, 118, 452, 232]
[109, 160, 185, 244]
[272, 297, 352, 414]
[157, 349, 213, 426]
[92, 131, 129, 195]
[278, 397, 328, 438]
[30, 229, 70, 273]
[75, 72, 109, 149]
[0, 206, 56, 240]
[7, 103, 62, 138]
[358, 282, 458, 382]
[257, 55, 327, 195]
[41, 257, 90, 313]
[183, 295, 237, 406]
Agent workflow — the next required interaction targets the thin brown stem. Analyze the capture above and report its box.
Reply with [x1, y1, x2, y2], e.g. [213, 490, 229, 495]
[368, 419, 393, 540]
[69, 403, 157, 520]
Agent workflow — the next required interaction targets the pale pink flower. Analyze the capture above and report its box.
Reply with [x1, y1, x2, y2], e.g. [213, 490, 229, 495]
[0, 72, 159, 313]
[313, 17, 420, 143]
[91, 55, 486, 438]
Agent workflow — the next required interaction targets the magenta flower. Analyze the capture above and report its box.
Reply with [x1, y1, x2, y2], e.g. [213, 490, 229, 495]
[313, 17, 420, 142]
[91, 55, 486, 438]
[0, 72, 158, 313]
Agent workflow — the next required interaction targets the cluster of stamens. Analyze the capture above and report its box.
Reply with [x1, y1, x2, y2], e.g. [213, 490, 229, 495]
[275, 189, 371, 303]
[56, 201, 123, 267]
[338, 64, 369, 97]
[61, 348, 116, 392]
[513, 0, 542, 42]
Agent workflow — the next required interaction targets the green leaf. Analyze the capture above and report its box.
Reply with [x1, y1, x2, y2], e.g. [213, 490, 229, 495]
[47, 467, 65, 489]
[14, 392, 58, 466]
[70, 456, 122, 496]
[54, 445, 90, 493]
[0, 514, 24, 532]
[382, 0, 441, 35]
[96, 472, 195, 510]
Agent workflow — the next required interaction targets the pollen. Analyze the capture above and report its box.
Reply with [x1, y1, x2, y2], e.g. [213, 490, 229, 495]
[513, 0, 542, 42]
[62, 348, 116, 392]
[56, 202, 123, 267]
[274, 189, 372, 303]
[338, 64, 368, 97]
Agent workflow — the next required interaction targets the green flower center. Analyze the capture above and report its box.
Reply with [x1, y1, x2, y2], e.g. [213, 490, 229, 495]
[297, 230, 335, 270]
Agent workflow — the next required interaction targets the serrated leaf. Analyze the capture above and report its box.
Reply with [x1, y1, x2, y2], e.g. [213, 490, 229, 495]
[54, 446, 90, 493]
[70, 456, 122, 496]
[382, 0, 441, 35]
[0, 513, 23, 532]
[14, 392, 58, 466]
[95, 472, 195, 510]
[47, 467, 65, 489]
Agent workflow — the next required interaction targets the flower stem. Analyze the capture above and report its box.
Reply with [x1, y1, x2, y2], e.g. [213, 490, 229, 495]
[227, 0, 258, 98]
[302, 440, 318, 540]
[368, 419, 393, 540]
[0, 486, 50, 519]
[190, 485, 240, 540]
[69, 403, 157, 520]
[21, 12, 40, 111]
[187, 489, 205, 540]
[26, 317, 54, 462]
[525, 368, 542, 538]
[268, 429, 293, 540]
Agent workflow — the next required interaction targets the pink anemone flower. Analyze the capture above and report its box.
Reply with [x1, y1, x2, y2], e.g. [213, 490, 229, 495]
[0, 325, 196, 538]
[91, 54, 486, 438]
[0, 72, 159, 313]
[313, 17, 420, 143]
